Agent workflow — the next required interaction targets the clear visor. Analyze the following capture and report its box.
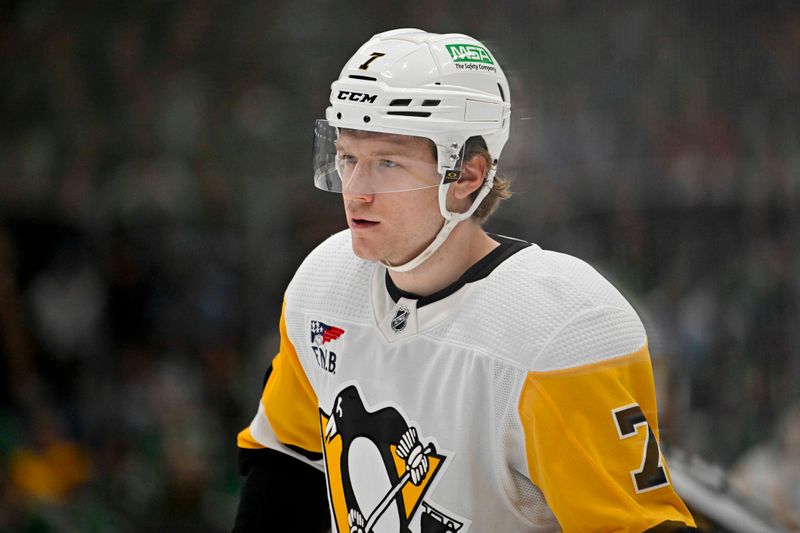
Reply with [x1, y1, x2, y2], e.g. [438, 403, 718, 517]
[312, 119, 443, 194]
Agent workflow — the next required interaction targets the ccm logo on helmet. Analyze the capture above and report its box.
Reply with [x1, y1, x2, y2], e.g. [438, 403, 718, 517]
[337, 90, 377, 104]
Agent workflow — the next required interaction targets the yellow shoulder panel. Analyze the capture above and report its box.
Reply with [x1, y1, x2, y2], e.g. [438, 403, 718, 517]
[237, 299, 321, 454]
[519, 345, 695, 532]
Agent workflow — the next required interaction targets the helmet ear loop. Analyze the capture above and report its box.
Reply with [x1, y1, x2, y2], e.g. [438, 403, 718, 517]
[438, 141, 467, 220]
[438, 151, 495, 222]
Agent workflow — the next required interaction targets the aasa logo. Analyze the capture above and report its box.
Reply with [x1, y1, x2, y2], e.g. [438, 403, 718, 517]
[445, 44, 494, 65]
[337, 90, 378, 103]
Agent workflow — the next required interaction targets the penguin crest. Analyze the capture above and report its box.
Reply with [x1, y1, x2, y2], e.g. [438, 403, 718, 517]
[319, 384, 448, 533]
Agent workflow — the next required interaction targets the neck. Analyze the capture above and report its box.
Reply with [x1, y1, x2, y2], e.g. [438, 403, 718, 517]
[387, 221, 499, 297]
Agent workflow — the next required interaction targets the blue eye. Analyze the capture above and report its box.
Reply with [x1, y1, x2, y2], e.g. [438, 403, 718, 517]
[379, 159, 398, 168]
[339, 154, 356, 165]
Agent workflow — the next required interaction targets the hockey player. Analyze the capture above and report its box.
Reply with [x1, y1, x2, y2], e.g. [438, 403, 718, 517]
[233, 29, 697, 532]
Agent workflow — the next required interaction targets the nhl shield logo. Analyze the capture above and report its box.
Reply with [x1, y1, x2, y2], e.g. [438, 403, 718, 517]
[391, 305, 410, 333]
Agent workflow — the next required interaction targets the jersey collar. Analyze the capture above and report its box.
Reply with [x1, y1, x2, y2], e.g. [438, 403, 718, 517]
[371, 234, 531, 343]
[385, 234, 531, 308]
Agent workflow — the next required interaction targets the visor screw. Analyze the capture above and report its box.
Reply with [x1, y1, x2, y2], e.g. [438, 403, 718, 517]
[450, 154, 458, 161]
[337, 112, 342, 119]
[450, 142, 459, 150]
[363, 115, 371, 123]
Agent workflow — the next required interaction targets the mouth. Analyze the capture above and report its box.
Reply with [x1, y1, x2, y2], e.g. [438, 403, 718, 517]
[350, 217, 379, 229]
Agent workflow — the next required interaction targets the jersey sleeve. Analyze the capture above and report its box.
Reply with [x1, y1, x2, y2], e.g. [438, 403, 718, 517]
[518, 342, 696, 532]
[238, 297, 323, 466]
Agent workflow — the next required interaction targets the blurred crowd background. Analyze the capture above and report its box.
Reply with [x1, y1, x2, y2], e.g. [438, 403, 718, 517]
[1, 1, 798, 531]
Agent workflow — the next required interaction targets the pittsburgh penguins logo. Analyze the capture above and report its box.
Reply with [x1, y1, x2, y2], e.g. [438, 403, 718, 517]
[320, 384, 463, 532]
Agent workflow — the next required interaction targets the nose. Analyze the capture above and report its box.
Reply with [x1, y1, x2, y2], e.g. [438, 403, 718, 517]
[341, 160, 374, 198]
[343, 189, 374, 204]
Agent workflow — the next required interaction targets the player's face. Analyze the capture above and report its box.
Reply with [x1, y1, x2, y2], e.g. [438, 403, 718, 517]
[339, 131, 444, 266]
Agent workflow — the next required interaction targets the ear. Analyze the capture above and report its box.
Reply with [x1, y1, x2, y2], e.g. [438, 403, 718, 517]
[451, 154, 489, 201]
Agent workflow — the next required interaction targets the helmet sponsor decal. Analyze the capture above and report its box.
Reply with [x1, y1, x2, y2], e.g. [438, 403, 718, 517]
[445, 44, 494, 65]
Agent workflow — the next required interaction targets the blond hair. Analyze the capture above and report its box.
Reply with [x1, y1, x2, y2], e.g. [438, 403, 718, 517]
[461, 136, 513, 222]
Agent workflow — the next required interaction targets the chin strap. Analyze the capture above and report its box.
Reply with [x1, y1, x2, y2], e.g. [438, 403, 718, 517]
[382, 169, 495, 273]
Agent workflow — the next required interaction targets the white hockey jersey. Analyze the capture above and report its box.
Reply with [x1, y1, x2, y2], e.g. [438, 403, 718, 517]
[239, 230, 695, 532]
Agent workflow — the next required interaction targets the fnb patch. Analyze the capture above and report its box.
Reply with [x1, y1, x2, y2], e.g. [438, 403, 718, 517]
[310, 320, 344, 374]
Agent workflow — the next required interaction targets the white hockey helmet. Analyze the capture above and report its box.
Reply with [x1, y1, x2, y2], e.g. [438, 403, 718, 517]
[313, 28, 511, 271]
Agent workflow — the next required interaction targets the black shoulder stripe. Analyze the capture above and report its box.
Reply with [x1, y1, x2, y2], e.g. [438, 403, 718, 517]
[239, 446, 322, 476]
[643, 521, 699, 533]
[287, 444, 323, 461]
[262, 364, 273, 388]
